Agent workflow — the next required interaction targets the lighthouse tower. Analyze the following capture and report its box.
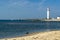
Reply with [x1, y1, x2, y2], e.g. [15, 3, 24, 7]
[47, 8, 50, 19]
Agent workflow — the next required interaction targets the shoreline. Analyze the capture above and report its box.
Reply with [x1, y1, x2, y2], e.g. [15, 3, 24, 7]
[1, 30, 60, 40]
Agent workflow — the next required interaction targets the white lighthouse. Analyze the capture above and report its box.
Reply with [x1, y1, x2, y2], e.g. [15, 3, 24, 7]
[47, 8, 50, 19]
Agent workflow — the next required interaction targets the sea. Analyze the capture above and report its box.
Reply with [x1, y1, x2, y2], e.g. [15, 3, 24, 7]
[0, 20, 60, 38]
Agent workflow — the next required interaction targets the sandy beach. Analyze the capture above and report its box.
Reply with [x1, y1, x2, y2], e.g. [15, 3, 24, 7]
[1, 30, 60, 40]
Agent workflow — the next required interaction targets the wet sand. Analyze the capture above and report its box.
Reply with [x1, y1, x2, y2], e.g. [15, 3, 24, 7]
[1, 30, 60, 40]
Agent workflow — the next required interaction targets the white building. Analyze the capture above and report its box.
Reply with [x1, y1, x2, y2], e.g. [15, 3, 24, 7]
[47, 8, 50, 19]
[57, 17, 60, 19]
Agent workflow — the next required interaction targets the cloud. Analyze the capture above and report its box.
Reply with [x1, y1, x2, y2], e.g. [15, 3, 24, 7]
[39, 0, 47, 6]
[37, 0, 47, 11]
[6, 0, 29, 8]
[2, 0, 48, 13]
[4, 0, 47, 13]
[6, 0, 47, 8]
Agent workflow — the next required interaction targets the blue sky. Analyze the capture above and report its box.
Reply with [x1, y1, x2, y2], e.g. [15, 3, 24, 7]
[0, 0, 60, 19]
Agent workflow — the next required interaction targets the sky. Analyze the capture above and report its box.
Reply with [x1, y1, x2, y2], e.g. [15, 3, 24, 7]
[0, 0, 60, 19]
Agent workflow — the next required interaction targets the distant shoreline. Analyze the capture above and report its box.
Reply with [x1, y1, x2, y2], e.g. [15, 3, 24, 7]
[0, 18, 60, 22]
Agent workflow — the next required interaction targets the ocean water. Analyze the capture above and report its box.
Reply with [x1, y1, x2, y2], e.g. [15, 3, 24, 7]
[0, 20, 60, 38]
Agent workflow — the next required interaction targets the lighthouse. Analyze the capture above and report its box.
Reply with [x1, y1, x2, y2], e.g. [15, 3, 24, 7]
[47, 8, 50, 19]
